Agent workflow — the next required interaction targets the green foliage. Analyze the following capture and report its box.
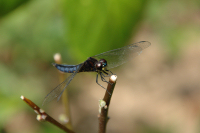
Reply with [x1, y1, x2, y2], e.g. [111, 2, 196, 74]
[0, 0, 30, 17]
[62, 0, 147, 61]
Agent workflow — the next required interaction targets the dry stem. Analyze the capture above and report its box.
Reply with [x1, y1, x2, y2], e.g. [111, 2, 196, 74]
[21, 95, 74, 133]
[98, 75, 117, 133]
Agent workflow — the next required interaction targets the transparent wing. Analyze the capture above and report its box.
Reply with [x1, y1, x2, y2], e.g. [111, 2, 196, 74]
[92, 41, 151, 69]
[42, 64, 83, 106]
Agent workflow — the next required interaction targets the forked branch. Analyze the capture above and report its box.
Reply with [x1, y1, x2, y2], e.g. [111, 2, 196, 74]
[20, 95, 75, 133]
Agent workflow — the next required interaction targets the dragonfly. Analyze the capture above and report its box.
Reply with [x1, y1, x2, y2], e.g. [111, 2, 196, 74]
[43, 41, 151, 105]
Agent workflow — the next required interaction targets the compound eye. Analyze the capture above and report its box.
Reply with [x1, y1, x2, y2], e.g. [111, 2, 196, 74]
[95, 62, 102, 70]
[99, 59, 107, 68]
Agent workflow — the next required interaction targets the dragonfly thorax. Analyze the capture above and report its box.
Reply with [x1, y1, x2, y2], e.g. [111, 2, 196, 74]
[95, 59, 107, 71]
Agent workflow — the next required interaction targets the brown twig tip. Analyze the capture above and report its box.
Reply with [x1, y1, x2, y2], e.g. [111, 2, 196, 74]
[110, 75, 117, 83]
[21, 95, 49, 121]
[20, 95, 75, 133]
[54, 53, 61, 62]
[20, 95, 25, 100]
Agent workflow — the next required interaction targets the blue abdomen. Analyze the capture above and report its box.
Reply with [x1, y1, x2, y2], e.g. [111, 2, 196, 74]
[52, 63, 82, 73]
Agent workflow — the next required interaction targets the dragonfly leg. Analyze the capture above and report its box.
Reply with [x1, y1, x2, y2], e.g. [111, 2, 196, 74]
[103, 70, 114, 85]
[100, 72, 110, 83]
[102, 70, 114, 77]
[100, 72, 113, 85]
[101, 71, 111, 77]
[102, 71, 109, 76]
[96, 73, 111, 95]
[106, 69, 114, 75]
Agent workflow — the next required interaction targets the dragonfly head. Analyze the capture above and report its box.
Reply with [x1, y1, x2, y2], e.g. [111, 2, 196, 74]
[95, 59, 107, 71]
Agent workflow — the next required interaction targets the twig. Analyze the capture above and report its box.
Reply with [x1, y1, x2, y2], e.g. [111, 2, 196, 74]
[54, 53, 73, 129]
[98, 75, 117, 133]
[20, 95, 75, 133]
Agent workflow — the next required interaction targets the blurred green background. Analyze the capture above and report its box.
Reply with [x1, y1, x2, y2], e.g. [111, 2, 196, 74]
[0, 0, 200, 133]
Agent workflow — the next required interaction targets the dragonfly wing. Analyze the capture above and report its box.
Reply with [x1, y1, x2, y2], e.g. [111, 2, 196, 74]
[92, 41, 151, 69]
[42, 64, 83, 106]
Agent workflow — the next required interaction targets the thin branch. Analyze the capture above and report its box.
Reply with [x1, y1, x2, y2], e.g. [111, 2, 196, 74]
[20, 95, 75, 133]
[98, 75, 117, 133]
[54, 53, 73, 129]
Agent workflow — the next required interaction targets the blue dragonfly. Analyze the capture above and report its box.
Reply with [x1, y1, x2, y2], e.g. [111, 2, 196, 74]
[43, 41, 151, 105]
